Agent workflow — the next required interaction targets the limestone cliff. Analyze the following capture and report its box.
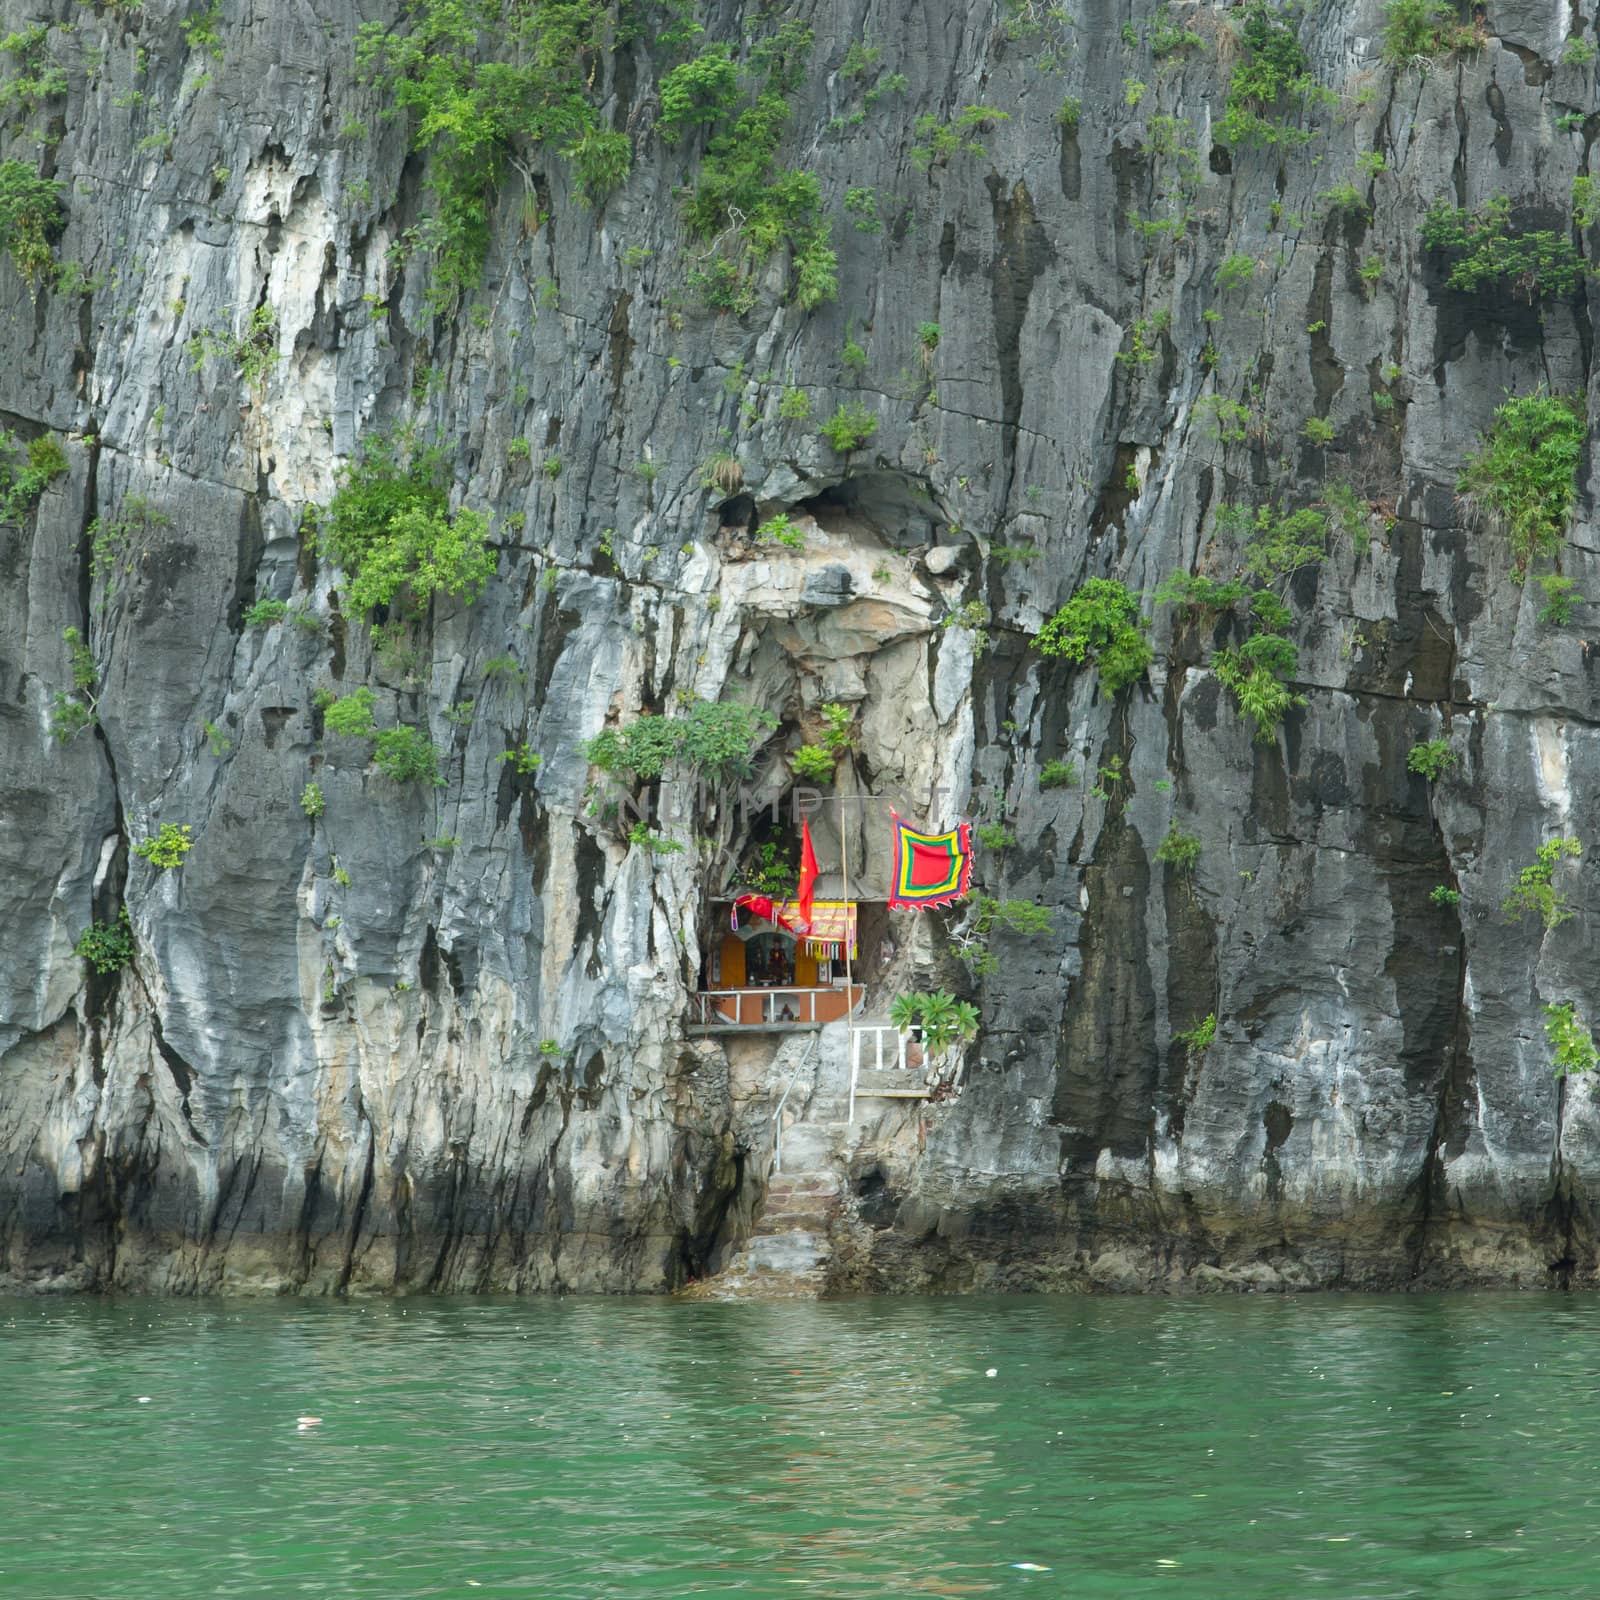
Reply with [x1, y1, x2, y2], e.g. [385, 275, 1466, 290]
[3, 0, 1600, 1293]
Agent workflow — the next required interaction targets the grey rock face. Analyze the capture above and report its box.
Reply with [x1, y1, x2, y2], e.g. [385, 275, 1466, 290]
[2, 0, 1599, 1293]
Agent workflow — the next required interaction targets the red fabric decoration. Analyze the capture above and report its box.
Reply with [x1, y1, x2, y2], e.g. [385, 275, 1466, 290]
[795, 819, 819, 933]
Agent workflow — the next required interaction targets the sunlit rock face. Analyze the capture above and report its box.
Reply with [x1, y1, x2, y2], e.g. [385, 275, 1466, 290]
[2, 0, 1598, 1294]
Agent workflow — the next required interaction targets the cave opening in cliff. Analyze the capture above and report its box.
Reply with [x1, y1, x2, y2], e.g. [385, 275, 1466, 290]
[794, 470, 949, 550]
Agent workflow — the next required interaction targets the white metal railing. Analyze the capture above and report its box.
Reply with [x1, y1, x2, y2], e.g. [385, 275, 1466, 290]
[848, 1025, 914, 1124]
[690, 986, 861, 1026]
[847, 1026, 971, 1121]
[771, 1034, 821, 1176]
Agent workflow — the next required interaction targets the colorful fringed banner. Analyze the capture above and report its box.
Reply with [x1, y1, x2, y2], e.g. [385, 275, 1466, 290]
[887, 811, 973, 911]
[774, 899, 857, 959]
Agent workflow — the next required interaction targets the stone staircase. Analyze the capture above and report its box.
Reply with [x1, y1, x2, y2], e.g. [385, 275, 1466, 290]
[687, 1169, 842, 1299]
[682, 1018, 938, 1300]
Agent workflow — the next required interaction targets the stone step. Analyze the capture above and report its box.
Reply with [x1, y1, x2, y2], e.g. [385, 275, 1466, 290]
[681, 1229, 830, 1301]
[758, 1211, 833, 1232]
[765, 1174, 840, 1196]
[774, 1121, 849, 1164]
[741, 1231, 829, 1273]
[853, 1070, 930, 1098]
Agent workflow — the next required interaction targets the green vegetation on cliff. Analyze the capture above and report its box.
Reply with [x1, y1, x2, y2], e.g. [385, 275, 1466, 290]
[1421, 197, 1586, 299]
[355, 0, 672, 309]
[0, 158, 62, 288]
[680, 21, 837, 312]
[1036, 579, 1152, 695]
[1457, 390, 1585, 578]
[320, 435, 494, 616]
[585, 701, 778, 783]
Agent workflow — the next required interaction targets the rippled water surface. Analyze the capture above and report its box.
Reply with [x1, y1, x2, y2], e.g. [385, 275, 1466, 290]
[4, 1291, 1599, 1596]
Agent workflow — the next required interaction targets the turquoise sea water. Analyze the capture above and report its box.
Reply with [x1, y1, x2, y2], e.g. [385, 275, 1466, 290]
[3, 1291, 1597, 1597]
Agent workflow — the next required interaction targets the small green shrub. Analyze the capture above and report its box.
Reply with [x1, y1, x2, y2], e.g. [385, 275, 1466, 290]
[1218, 2, 1330, 149]
[498, 743, 542, 774]
[1039, 758, 1078, 790]
[323, 687, 377, 739]
[1156, 826, 1202, 872]
[1301, 416, 1336, 445]
[134, 822, 194, 869]
[62, 625, 95, 692]
[0, 158, 63, 287]
[954, 895, 1054, 974]
[373, 725, 443, 786]
[758, 512, 805, 549]
[1563, 36, 1598, 67]
[1233, 501, 1330, 586]
[243, 598, 290, 627]
[1429, 884, 1460, 907]
[1502, 836, 1583, 928]
[74, 908, 133, 975]
[791, 744, 836, 781]
[657, 45, 740, 139]
[1150, 7, 1204, 56]
[584, 701, 778, 783]
[1421, 197, 1586, 299]
[1381, 0, 1479, 65]
[1457, 390, 1585, 578]
[0, 24, 67, 118]
[0, 430, 68, 520]
[628, 821, 685, 856]
[819, 702, 855, 751]
[941, 600, 990, 652]
[300, 781, 325, 819]
[481, 653, 525, 681]
[1154, 571, 1254, 621]
[1320, 181, 1369, 224]
[320, 432, 494, 615]
[1174, 1012, 1216, 1053]
[1546, 1001, 1600, 1077]
[185, 304, 278, 390]
[844, 187, 880, 233]
[50, 620, 100, 739]
[1575, 175, 1599, 229]
[1537, 573, 1582, 625]
[179, 1, 224, 58]
[910, 105, 1010, 168]
[735, 837, 796, 897]
[820, 401, 877, 453]
[1036, 578, 1153, 694]
[975, 822, 1016, 850]
[1406, 738, 1457, 782]
[1215, 253, 1256, 293]
[1214, 633, 1304, 742]
[50, 693, 95, 742]
[1055, 96, 1081, 130]
[887, 990, 980, 1054]
[778, 385, 812, 421]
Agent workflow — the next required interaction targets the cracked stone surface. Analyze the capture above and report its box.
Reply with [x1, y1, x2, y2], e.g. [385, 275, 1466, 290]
[3, 0, 1600, 1293]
